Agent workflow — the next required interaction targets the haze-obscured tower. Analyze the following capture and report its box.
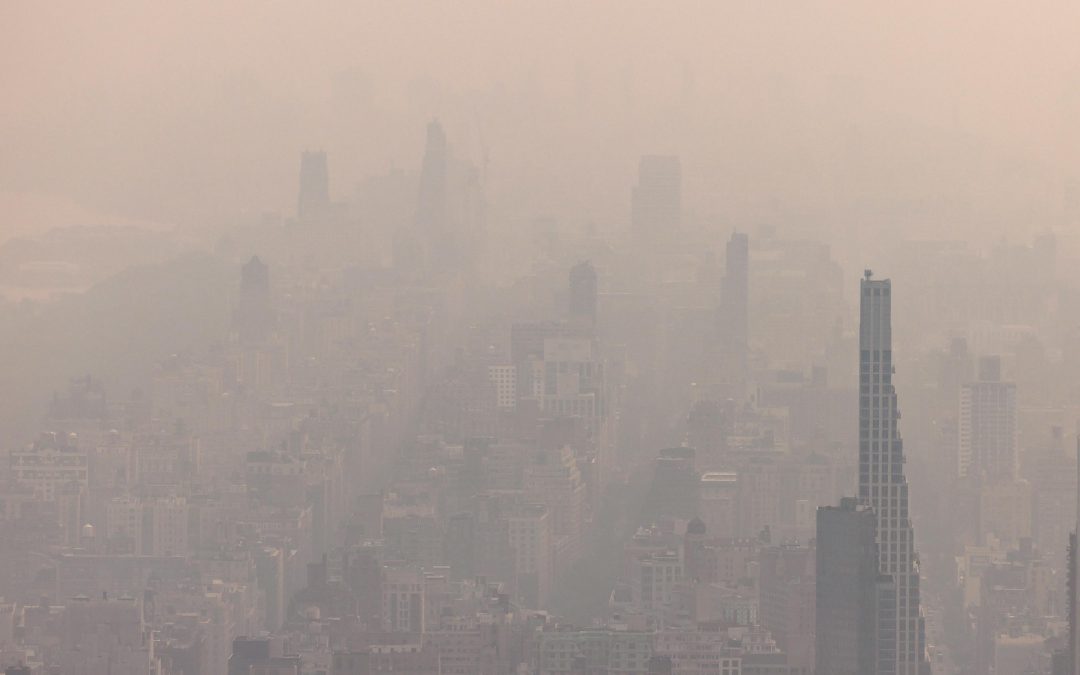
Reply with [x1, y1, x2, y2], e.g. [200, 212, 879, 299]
[416, 120, 448, 236]
[404, 118, 484, 275]
[858, 271, 928, 674]
[297, 150, 330, 222]
[958, 355, 1017, 482]
[569, 261, 598, 327]
[234, 256, 274, 344]
[631, 155, 681, 233]
[721, 232, 749, 360]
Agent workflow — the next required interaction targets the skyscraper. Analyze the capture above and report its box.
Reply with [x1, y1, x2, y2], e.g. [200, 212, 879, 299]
[407, 118, 484, 274]
[858, 271, 928, 674]
[415, 119, 448, 235]
[631, 155, 681, 233]
[816, 498, 880, 675]
[234, 256, 274, 344]
[721, 232, 749, 362]
[297, 150, 329, 222]
[569, 260, 598, 327]
[759, 543, 815, 671]
[958, 355, 1017, 482]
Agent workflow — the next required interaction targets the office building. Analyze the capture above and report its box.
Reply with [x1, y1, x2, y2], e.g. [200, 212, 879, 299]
[631, 155, 681, 233]
[815, 498, 880, 675]
[506, 503, 553, 608]
[958, 355, 1017, 482]
[11, 431, 88, 500]
[759, 543, 815, 672]
[416, 119, 448, 235]
[721, 232, 749, 363]
[524, 445, 586, 568]
[382, 565, 426, 634]
[297, 151, 330, 222]
[569, 260, 598, 327]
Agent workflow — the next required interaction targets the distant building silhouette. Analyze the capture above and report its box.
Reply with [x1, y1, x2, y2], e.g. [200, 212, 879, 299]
[416, 120, 448, 236]
[240, 255, 269, 301]
[631, 155, 681, 233]
[722, 232, 748, 341]
[958, 355, 1017, 482]
[234, 256, 275, 344]
[720, 232, 749, 386]
[569, 260, 598, 327]
[398, 119, 484, 276]
[297, 151, 330, 222]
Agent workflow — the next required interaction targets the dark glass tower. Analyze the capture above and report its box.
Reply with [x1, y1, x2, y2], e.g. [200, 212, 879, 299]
[816, 498, 881, 675]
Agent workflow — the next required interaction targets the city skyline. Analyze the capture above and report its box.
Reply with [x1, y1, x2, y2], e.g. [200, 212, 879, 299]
[6, 5, 1080, 675]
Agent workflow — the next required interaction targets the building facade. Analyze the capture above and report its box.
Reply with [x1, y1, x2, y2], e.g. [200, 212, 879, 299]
[858, 273, 928, 674]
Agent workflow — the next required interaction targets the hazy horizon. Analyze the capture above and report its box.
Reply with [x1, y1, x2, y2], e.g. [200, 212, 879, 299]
[3, 5, 1080, 675]
[6, 1, 1080, 246]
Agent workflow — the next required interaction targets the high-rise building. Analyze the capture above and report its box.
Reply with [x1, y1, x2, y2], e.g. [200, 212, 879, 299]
[858, 271, 928, 674]
[524, 445, 586, 568]
[405, 118, 484, 274]
[958, 355, 1017, 482]
[815, 498, 881, 675]
[568, 261, 598, 327]
[486, 365, 517, 410]
[416, 119, 448, 235]
[647, 447, 699, 521]
[381, 565, 426, 634]
[714, 231, 750, 397]
[235, 256, 275, 344]
[631, 155, 681, 233]
[297, 150, 330, 222]
[698, 471, 738, 539]
[506, 503, 553, 608]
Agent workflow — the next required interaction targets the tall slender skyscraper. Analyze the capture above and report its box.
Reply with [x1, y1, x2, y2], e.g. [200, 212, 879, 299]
[721, 232, 749, 360]
[859, 271, 928, 674]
